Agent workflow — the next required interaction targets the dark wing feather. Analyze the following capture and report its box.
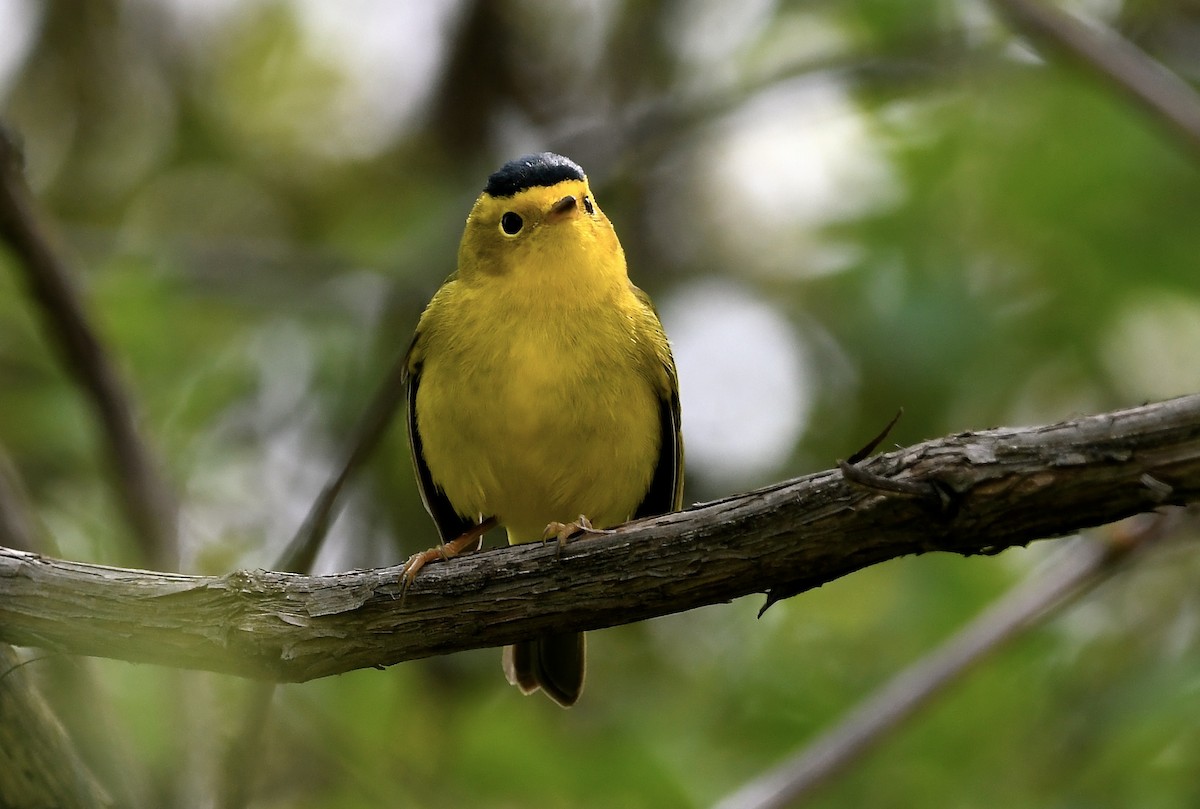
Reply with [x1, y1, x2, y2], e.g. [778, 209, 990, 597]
[633, 374, 684, 518]
[405, 352, 475, 543]
[632, 288, 685, 519]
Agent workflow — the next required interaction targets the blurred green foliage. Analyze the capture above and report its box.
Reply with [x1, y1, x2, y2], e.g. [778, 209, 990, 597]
[2, 0, 1200, 807]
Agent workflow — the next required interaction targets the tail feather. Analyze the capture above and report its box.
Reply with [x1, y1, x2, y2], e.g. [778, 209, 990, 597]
[503, 632, 585, 707]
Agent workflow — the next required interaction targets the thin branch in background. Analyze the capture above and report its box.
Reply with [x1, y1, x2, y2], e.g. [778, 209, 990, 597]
[0, 446, 47, 554]
[712, 511, 1184, 809]
[0, 124, 177, 569]
[991, 0, 1200, 155]
[0, 449, 152, 806]
[216, 347, 412, 809]
[0, 644, 113, 808]
[275, 348, 411, 574]
[0, 122, 185, 806]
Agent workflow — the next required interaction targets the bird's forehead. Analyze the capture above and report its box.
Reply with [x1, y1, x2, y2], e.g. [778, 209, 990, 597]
[477, 179, 588, 216]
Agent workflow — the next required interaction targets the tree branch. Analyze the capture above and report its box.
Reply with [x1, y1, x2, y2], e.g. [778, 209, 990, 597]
[0, 124, 177, 568]
[1, 395, 1199, 682]
[991, 0, 1200, 155]
[275, 347, 409, 574]
[0, 645, 113, 808]
[713, 510, 1182, 809]
[0, 447, 44, 554]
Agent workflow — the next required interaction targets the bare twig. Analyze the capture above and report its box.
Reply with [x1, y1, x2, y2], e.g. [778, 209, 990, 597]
[1, 394, 1198, 682]
[276, 349, 410, 574]
[992, 0, 1200, 154]
[0, 125, 177, 568]
[0, 645, 112, 808]
[0, 447, 45, 553]
[712, 511, 1181, 809]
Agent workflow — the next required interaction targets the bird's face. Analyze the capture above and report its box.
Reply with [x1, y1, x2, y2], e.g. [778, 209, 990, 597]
[457, 178, 625, 284]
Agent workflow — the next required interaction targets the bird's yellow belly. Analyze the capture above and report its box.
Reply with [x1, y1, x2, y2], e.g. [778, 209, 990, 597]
[416, 332, 660, 544]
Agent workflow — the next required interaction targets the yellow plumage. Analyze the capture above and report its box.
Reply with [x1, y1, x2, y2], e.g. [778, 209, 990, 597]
[405, 153, 682, 706]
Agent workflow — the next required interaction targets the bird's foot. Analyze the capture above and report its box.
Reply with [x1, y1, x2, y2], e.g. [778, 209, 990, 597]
[399, 518, 495, 601]
[542, 515, 612, 559]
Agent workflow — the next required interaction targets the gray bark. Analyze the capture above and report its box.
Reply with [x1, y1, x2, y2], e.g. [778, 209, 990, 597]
[0, 394, 1198, 683]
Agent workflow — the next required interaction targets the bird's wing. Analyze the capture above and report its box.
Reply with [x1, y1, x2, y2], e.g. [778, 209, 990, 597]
[404, 336, 475, 543]
[632, 287, 685, 519]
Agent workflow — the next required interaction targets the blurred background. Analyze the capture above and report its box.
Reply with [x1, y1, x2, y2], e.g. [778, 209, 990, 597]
[2, 0, 1200, 807]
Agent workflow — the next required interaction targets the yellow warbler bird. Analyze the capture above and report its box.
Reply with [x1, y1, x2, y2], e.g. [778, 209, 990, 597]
[403, 153, 683, 707]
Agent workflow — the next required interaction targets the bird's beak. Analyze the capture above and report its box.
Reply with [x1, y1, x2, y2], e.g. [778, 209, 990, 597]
[545, 195, 577, 223]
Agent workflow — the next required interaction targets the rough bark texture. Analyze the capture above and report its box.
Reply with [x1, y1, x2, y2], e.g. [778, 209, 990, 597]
[1, 395, 1199, 683]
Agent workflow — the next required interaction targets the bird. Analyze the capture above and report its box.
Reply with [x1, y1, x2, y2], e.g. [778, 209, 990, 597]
[402, 152, 683, 707]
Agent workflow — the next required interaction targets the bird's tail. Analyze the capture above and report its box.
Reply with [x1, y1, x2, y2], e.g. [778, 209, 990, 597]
[502, 632, 585, 708]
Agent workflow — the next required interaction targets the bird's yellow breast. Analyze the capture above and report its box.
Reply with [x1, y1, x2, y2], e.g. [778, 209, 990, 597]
[414, 280, 662, 544]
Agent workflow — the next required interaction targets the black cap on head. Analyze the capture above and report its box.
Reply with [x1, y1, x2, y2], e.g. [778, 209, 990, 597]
[484, 153, 585, 198]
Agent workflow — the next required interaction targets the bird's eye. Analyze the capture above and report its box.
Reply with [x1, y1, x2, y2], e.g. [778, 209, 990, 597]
[500, 212, 523, 236]
[582, 196, 594, 215]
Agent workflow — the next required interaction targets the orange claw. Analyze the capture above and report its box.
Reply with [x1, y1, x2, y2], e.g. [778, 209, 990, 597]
[541, 515, 611, 559]
[400, 517, 497, 599]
